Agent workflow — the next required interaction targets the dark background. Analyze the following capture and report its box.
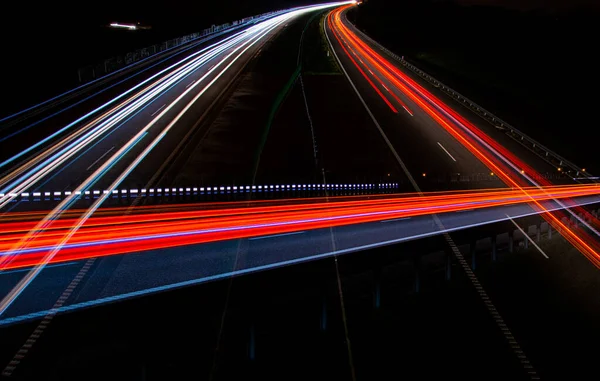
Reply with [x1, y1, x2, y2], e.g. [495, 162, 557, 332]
[1, 0, 598, 169]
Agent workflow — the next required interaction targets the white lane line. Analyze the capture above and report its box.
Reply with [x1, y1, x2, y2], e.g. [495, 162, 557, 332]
[185, 80, 196, 88]
[150, 104, 166, 117]
[380, 217, 411, 223]
[368, 69, 374, 75]
[85, 146, 115, 171]
[381, 83, 390, 92]
[437, 142, 457, 162]
[249, 231, 305, 240]
[402, 106, 413, 116]
[507, 215, 549, 259]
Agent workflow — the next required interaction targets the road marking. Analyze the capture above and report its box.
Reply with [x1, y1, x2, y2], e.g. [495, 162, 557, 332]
[2, 258, 96, 377]
[402, 106, 414, 116]
[86, 146, 114, 171]
[185, 79, 196, 88]
[150, 104, 166, 117]
[381, 217, 411, 223]
[381, 83, 389, 92]
[437, 142, 457, 162]
[507, 215, 549, 259]
[368, 69, 374, 75]
[249, 231, 305, 240]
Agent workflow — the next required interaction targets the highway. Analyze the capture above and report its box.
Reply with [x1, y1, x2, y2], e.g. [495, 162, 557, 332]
[0, 4, 347, 211]
[0, 1, 353, 322]
[1, 0, 600, 319]
[2, 3, 600, 380]
[1, 24, 273, 196]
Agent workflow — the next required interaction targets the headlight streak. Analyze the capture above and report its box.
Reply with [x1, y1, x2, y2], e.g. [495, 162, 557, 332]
[0, 30, 255, 204]
[329, 6, 600, 267]
[0, 31, 248, 173]
[0, 27, 251, 145]
[0, 1, 353, 316]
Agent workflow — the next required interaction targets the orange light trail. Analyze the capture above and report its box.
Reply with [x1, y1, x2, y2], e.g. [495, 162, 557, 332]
[1, 184, 599, 270]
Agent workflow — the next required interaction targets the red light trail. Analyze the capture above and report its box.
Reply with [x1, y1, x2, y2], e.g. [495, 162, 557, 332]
[1, 184, 599, 270]
[328, 5, 600, 267]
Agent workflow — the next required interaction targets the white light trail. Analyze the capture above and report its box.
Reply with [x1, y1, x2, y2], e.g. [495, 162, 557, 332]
[0, 1, 352, 317]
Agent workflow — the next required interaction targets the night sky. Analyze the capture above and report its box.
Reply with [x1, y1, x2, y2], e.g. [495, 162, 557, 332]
[455, 0, 600, 10]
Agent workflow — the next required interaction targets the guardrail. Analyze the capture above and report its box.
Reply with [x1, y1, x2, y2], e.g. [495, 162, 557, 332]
[348, 19, 594, 180]
[76, 10, 285, 84]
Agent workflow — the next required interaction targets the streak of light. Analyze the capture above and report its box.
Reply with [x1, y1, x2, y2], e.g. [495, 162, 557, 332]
[110, 23, 137, 30]
[437, 142, 457, 162]
[507, 215, 549, 259]
[0, 1, 355, 316]
[0, 184, 598, 271]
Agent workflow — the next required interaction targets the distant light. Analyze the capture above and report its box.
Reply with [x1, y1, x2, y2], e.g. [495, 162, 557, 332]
[520, 169, 525, 174]
[422, 173, 426, 177]
[387, 173, 390, 177]
[558, 167, 562, 172]
[490, 172, 494, 176]
[110, 23, 137, 30]
[582, 168, 586, 172]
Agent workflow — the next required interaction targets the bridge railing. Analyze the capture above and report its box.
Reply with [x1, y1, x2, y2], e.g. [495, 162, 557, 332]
[348, 21, 594, 180]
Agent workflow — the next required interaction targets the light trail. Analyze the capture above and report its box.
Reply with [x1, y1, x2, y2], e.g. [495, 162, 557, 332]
[328, 6, 600, 267]
[0, 30, 248, 173]
[437, 142, 457, 162]
[0, 184, 598, 271]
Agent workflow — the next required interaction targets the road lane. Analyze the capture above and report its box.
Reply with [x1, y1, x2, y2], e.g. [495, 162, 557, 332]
[325, 9, 501, 191]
